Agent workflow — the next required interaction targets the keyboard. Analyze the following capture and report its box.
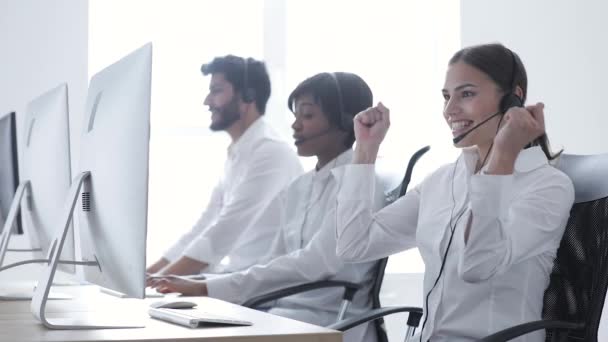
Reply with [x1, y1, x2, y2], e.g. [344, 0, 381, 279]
[99, 287, 165, 298]
[145, 287, 165, 298]
[149, 308, 252, 328]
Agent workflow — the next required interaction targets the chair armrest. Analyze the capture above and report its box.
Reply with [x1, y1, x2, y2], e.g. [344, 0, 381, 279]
[242, 280, 361, 308]
[477, 319, 584, 342]
[328, 306, 423, 332]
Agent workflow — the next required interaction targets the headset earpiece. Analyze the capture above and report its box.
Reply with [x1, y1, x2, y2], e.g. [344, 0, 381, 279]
[242, 89, 255, 104]
[499, 92, 523, 113]
[328, 72, 352, 131]
[341, 114, 353, 132]
[499, 49, 524, 114]
[242, 58, 256, 104]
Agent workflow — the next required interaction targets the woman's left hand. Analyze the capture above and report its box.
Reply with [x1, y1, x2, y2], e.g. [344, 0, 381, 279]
[493, 102, 546, 157]
[486, 102, 545, 175]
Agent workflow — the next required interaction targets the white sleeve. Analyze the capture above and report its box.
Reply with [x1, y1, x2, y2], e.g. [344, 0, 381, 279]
[182, 142, 302, 265]
[257, 191, 289, 264]
[205, 181, 384, 304]
[458, 170, 574, 283]
[223, 188, 289, 267]
[163, 181, 223, 262]
[333, 164, 420, 262]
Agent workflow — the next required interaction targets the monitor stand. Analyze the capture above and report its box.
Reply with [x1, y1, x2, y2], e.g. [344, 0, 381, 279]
[0, 181, 30, 266]
[0, 290, 71, 301]
[0, 261, 91, 301]
[0, 181, 87, 301]
[30, 171, 145, 329]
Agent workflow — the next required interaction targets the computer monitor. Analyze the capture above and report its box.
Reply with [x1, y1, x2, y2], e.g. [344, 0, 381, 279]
[22, 84, 75, 271]
[0, 112, 21, 235]
[0, 85, 75, 277]
[31, 42, 152, 329]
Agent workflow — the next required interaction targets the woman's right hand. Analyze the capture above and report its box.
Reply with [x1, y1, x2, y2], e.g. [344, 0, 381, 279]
[353, 102, 390, 163]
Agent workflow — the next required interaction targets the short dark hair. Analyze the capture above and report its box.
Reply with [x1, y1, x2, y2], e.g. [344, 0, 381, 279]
[201, 55, 271, 114]
[450, 43, 560, 160]
[287, 72, 373, 148]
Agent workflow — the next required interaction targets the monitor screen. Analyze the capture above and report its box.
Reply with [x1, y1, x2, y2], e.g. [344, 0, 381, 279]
[0, 112, 21, 235]
[21, 84, 75, 273]
[78, 43, 152, 298]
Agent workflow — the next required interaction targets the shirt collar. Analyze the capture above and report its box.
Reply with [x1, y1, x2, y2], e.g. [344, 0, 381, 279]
[461, 145, 548, 174]
[227, 118, 271, 158]
[314, 149, 354, 181]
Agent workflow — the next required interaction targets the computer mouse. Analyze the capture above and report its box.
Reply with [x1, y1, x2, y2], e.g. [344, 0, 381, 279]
[150, 300, 197, 309]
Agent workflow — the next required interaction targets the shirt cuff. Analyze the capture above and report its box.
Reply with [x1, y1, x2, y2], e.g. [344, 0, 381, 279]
[469, 173, 513, 218]
[333, 164, 376, 201]
[205, 273, 242, 303]
[183, 237, 219, 264]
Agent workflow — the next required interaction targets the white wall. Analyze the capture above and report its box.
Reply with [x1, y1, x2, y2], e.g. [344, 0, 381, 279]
[461, 0, 608, 339]
[0, 0, 88, 170]
[461, 0, 608, 155]
[0, 0, 88, 267]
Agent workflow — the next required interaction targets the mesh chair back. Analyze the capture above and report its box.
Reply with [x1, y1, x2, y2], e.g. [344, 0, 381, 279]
[543, 153, 608, 341]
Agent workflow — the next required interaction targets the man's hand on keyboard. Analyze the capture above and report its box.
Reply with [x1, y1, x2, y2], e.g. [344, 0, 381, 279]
[148, 275, 208, 296]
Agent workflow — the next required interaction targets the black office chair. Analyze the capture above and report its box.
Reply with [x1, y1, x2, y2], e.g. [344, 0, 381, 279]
[478, 153, 608, 341]
[243, 146, 431, 333]
[331, 152, 608, 342]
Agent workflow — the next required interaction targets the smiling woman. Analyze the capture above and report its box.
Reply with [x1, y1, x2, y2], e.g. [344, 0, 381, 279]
[334, 43, 574, 341]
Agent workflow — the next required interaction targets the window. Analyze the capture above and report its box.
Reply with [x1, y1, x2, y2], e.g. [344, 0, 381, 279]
[89, 0, 460, 273]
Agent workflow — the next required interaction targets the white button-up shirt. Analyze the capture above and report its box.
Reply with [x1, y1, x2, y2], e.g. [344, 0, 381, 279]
[206, 149, 385, 342]
[335, 146, 574, 342]
[163, 118, 303, 273]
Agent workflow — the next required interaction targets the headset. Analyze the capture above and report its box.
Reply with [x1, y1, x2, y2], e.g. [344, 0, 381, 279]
[328, 72, 353, 132]
[241, 57, 256, 104]
[498, 50, 524, 113]
[295, 72, 352, 146]
[452, 49, 523, 144]
[419, 47, 523, 341]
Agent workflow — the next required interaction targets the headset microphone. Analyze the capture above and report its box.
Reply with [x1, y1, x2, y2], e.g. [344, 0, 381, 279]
[452, 111, 502, 144]
[294, 127, 334, 145]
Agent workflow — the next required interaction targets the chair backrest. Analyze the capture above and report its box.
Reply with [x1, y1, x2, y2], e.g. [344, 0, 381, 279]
[373, 145, 430, 342]
[544, 153, 608, 342]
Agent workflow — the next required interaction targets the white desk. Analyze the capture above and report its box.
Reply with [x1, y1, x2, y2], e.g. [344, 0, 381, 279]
[0, 285, 341, 342]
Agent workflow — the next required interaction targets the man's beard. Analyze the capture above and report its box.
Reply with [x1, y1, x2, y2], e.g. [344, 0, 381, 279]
[210, 97, 241, 131]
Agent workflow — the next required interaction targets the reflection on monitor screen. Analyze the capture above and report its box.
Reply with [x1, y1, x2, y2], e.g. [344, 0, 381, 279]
[31, 42, 152, 330]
